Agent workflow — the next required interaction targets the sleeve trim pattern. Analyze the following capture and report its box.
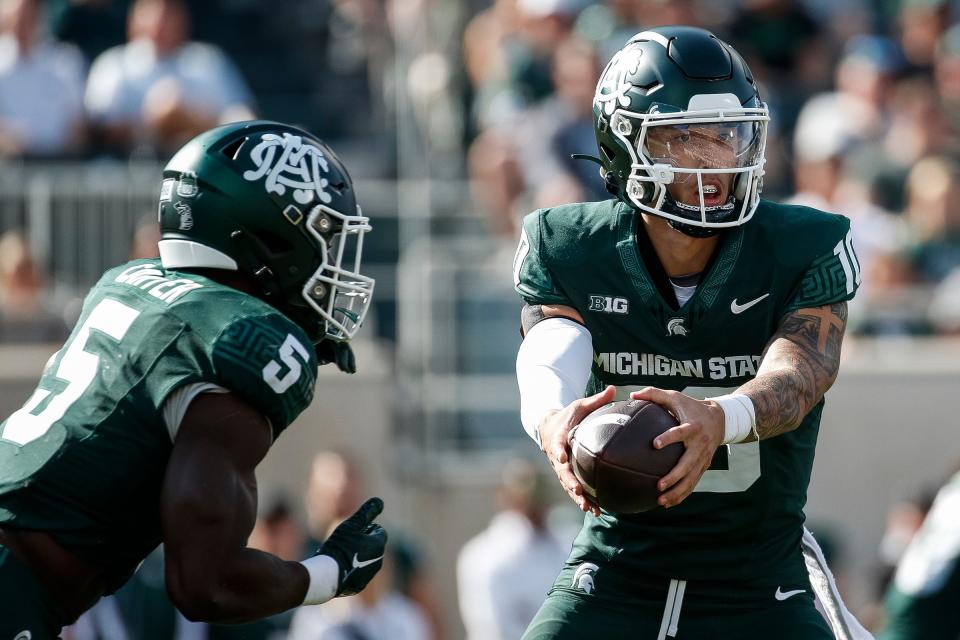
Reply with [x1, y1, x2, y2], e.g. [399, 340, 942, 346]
[514, 210, 571, 305]
[784, 229, 860, 313]
[211, 314, 316, 435]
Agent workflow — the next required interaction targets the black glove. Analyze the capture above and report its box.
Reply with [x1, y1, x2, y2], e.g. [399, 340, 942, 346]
[318, 497, 388, 596]
[316, 340, 357, 374]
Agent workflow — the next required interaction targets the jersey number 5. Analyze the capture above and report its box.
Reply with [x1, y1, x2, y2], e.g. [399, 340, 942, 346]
[1, 298, 140, 446]
[694, 441, 761, 493]
[645, 386, 762, 494]
[262, 334, 311, 394]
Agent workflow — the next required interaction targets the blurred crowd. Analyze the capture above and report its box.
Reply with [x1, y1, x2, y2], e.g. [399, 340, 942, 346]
[0, 0, 394, 343]
[0, 0, 391, 160]
[0, 0, 254, 159]
[3, 0, 960, 337]
[1, 0, 960, 337]
[463, 0, 960, 336]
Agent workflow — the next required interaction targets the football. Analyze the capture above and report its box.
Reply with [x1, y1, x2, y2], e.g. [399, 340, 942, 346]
[570, 399, 683, 514]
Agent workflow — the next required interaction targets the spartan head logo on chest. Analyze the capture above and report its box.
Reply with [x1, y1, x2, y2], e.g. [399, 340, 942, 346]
[242, 133, 335, 205]
[666, 317, 688, 337]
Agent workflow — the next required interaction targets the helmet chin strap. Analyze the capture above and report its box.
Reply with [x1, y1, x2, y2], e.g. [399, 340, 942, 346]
[661, 194, 737, 238]
[667, 219, 720, 238]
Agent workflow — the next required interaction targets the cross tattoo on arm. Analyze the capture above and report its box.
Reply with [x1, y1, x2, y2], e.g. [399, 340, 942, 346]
[736, 302, 849, 440]
[796, 305, 847, 352]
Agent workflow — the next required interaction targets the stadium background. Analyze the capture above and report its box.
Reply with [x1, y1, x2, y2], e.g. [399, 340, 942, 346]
[1, 0, 960, 637]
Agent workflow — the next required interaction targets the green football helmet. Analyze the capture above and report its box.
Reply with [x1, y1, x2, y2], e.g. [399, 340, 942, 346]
[158, 120, 373, 344]
[592, 26, 769, 237]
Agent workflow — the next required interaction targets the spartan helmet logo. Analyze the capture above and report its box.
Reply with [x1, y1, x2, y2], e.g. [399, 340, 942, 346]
[594, 47, 644, 117]
[571, 562, 599, 594]
[667, 318, 688, 337]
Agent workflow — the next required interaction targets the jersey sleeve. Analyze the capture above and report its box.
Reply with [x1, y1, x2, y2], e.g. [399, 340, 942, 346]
[210, 313, 318, 437]
[513, 210, 571, 306]
[783, 217, 861, 314]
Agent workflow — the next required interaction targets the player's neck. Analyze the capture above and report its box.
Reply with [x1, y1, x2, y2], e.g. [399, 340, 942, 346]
[183, 268, 262, 298]
[640, 214, 720, 277]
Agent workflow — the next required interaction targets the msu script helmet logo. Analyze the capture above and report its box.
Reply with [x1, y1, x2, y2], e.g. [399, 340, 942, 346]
[243, 132, 336, 206]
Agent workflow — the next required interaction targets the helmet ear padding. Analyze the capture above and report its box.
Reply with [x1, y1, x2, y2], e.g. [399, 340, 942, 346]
[228, 229, 284, 299]
[603, 171, 620, 196]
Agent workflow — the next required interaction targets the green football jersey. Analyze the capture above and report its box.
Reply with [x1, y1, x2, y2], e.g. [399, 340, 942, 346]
[880, 473, 960, 640]
[0, 259, 318, 590]
[514, 199, 860, 588]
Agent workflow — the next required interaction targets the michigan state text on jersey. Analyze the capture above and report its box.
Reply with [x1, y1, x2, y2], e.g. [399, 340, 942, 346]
[0, 121, 387, 638]
[515, 27, 871, 640]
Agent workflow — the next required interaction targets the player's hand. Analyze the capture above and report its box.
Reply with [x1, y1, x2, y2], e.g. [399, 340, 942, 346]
[316, 340, 356, 374]
[630, 387, 725, 508]
[317, 497, 388, 596]
[539, 385, 617, 517]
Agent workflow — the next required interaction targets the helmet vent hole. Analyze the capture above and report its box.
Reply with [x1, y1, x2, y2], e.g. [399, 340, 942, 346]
[222, 137, 248, 160]
[599, 143, 616, 163]
[640, 82, 663, 95]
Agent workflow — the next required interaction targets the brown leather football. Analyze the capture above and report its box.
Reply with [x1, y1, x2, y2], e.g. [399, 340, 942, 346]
[570, 399, 683, 514]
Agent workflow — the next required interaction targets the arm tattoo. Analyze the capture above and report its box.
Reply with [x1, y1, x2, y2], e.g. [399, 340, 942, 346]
[738, 302, 848, 440]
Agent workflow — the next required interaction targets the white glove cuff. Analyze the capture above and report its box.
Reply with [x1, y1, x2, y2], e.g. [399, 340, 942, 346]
[710, 394, 757, 444]
[300, 554, 339, 605]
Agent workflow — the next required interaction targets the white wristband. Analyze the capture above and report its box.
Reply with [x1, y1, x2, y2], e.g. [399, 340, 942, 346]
[300, 554, 340, 605]
[710, 394, 756, 444]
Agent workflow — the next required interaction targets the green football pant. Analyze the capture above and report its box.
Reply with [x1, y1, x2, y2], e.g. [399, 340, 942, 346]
[523, 580, 834, 640]
[0, 544, 62, 640]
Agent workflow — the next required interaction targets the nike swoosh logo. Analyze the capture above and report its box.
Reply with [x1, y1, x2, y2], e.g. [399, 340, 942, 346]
[352, 553, 384, 569]
[774, 587, 805, 601]
[730, 293, 770, 314]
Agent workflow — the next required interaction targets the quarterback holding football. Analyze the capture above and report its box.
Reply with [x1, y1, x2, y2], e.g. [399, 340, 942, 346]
[515, 27, 872, 639]
[0, 121, 387, 638]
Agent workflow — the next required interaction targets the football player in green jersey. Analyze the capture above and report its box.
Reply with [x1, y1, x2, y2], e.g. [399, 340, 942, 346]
[879, 470, 960, 640]
[0, 121, 387, 638]
[514, 27, 872, 639]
